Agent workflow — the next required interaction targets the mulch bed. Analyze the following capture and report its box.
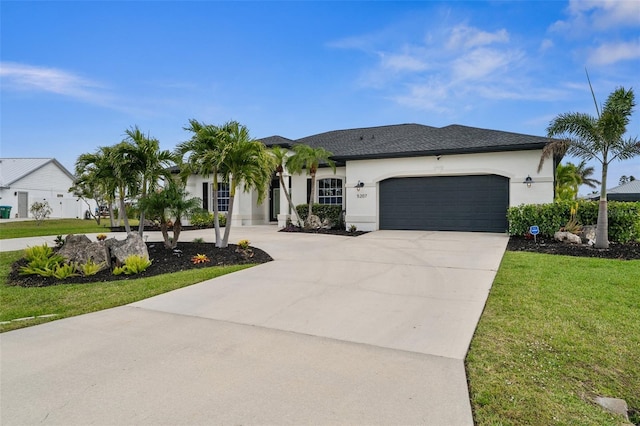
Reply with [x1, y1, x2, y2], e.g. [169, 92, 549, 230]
[507, 236, 640, 260]
[8, 242, 273, 288]
[279, 225, 368, 237]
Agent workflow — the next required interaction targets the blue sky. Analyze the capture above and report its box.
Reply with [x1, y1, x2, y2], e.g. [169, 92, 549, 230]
[2, 1, 639, 194]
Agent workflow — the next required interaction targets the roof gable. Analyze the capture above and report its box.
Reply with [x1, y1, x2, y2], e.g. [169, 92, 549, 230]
[0, 158, 75, 188]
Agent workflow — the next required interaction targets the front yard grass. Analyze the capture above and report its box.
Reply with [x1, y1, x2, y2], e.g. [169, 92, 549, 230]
[467, 251, 640, 425]
[0, 250, 253, 333]
[0, 218, 137, 239]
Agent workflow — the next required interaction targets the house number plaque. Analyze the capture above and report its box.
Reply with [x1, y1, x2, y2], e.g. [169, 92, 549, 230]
[357, 193, 368, 199]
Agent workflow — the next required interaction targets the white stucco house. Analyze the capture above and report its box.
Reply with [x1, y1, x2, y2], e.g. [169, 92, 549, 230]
[185, 123, 554, 233]
[0, 158, 90, 219]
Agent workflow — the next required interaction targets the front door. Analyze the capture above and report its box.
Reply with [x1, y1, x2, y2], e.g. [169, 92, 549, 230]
[17, 192, 28, 218]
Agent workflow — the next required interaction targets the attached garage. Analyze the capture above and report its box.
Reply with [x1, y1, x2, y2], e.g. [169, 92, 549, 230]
[379, 175, 510, 233]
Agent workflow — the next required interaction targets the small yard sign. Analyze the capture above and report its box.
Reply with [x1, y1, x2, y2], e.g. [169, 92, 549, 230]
[529, 225, 540, 242]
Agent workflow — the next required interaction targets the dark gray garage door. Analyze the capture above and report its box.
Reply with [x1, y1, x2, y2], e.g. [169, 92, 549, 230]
[379, 175, 509, 232]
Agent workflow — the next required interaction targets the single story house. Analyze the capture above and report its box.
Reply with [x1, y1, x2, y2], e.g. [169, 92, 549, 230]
[0, 158, 89, 219]
[590, 180, 640, 202]
[185, 123, 554, 233]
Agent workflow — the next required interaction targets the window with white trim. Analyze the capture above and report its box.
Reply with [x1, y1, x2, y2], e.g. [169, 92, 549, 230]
[318, 178, 343, 205]
[217, 183, 230, 212]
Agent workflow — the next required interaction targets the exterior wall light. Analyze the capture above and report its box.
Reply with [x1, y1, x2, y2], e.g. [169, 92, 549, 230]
[523, 175, 534, 188]
[355, 181, 365, 191]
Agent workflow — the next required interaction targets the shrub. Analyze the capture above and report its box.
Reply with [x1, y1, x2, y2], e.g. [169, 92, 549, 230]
[80, 259, 105, 276]
[20, 244, 65, 275]
[52, 263, 80, 279]
[23, 244, 55, 263]
[295, 204, 343, 228]
[29, 201, 52, 225]
[237, 239, 250, 250]
[507, 200, 640, 243]
[96, 234, 107, 241]
[192, 237, 205, 243]
[190, 210, 226, 228]
[113, 255, 152, 276]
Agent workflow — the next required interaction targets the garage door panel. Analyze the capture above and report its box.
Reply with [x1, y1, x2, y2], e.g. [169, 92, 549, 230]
[379, 175, 509, 232]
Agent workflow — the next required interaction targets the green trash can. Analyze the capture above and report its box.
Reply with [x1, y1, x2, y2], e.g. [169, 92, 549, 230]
[0, 206, 12, 219]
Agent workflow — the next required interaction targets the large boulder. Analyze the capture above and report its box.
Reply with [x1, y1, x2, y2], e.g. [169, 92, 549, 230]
[580, 225, 597, 246]
[109, 232, 149, 265]
[58, 234, 111, 271]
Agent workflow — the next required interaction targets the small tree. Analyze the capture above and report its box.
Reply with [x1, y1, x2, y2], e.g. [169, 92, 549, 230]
[30, 201, 52, 225]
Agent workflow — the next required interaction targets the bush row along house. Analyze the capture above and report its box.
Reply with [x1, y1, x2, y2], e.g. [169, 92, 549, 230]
[186, 123, 556, 233]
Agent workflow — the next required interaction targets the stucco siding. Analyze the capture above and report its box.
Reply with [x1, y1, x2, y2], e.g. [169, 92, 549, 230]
[344, 150, 553, 231]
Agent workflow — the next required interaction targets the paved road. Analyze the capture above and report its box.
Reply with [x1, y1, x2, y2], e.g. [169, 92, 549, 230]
[1, 226, 508, 425]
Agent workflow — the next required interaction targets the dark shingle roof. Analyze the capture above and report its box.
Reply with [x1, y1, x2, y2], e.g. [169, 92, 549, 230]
[258, 135, 295, 148]
[260, 123, 549, 160]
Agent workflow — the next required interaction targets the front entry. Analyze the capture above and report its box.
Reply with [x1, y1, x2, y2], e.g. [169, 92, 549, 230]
[269, 178, 280, 222]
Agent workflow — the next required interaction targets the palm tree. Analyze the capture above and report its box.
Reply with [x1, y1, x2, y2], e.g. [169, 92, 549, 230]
[540, 82, 639, 248]
[74, 146, 125, 229]
[575, 160, 600, 189]
[122, 126, 175, 236]
[270, 145, 303, 227]
[176, 119, 230, 247]
[138, 179, 201, 248]
[286, 144, 336, 221]
[554, 163, 581, 201]
[217, 121, 275, 247]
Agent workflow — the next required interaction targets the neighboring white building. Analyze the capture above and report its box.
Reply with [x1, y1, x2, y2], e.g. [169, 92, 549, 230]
[184, 123, 555, 233]
[0, 158, 90, 219]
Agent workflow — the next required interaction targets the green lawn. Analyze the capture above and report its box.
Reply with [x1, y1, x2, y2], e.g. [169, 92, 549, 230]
[0, 218, 138, 239]
[0, 249, 253, 333]
[467, 251, 640, 425]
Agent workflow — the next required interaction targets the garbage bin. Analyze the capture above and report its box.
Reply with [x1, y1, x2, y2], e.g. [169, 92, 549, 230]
[0, 206, 11, 219]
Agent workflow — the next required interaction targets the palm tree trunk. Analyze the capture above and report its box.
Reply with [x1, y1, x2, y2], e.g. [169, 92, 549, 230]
[279, 173, 302, 227]
[160, 220, 171, 249]
[221, 179, 235, 248]
[595, 162, 609, 249]
[138, 211, 146, 236]
[212, 173, 222, 248]
[308, 172, 316, 219]
[108, 203, 115, 228]
[119, 188, 131, 233]
[172, 218, 182, 249]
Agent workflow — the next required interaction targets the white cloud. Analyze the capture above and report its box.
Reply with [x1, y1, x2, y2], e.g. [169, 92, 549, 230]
[378, 51, 430, 72]
[539, 39, 554, 52]
[0, 62, 105, 101]
[587, 39, 640, 65]
[553, 0, 640, 32]
[446, 25, 509, 50]
[452, 48, 521, 81]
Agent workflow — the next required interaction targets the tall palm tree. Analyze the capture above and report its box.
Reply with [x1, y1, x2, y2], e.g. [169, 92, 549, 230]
[286, 144, 336, 221]
[541, 82, 639, 248]
[175, 119, 230, 247]
[270, 145, 303, 227]
[218, 121, 275, 247]
[122, 126, 175, 236]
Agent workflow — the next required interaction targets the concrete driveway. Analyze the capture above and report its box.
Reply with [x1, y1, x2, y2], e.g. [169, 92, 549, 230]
[1, 227, 508, 425]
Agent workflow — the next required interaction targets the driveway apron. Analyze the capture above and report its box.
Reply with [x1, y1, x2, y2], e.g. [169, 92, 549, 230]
[1, 227, 508, 425]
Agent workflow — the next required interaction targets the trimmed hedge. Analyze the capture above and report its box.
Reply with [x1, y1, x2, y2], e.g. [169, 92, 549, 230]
[295, 204, 344, 229]
[189, 210, 227, 228]
[507, 200, 640, 243]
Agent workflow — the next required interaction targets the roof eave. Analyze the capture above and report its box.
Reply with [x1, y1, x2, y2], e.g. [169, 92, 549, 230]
[332, 143, 547, 162]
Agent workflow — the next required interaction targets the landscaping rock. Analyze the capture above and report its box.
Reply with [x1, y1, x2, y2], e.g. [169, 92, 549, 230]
[580, 225, 597, 246]
[305, 214, 323, 230]
[109, 232, 149, 265]
[595, 397, 630, 422]
[554, 231, 582, 244]
[58, 234, 110, 271]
